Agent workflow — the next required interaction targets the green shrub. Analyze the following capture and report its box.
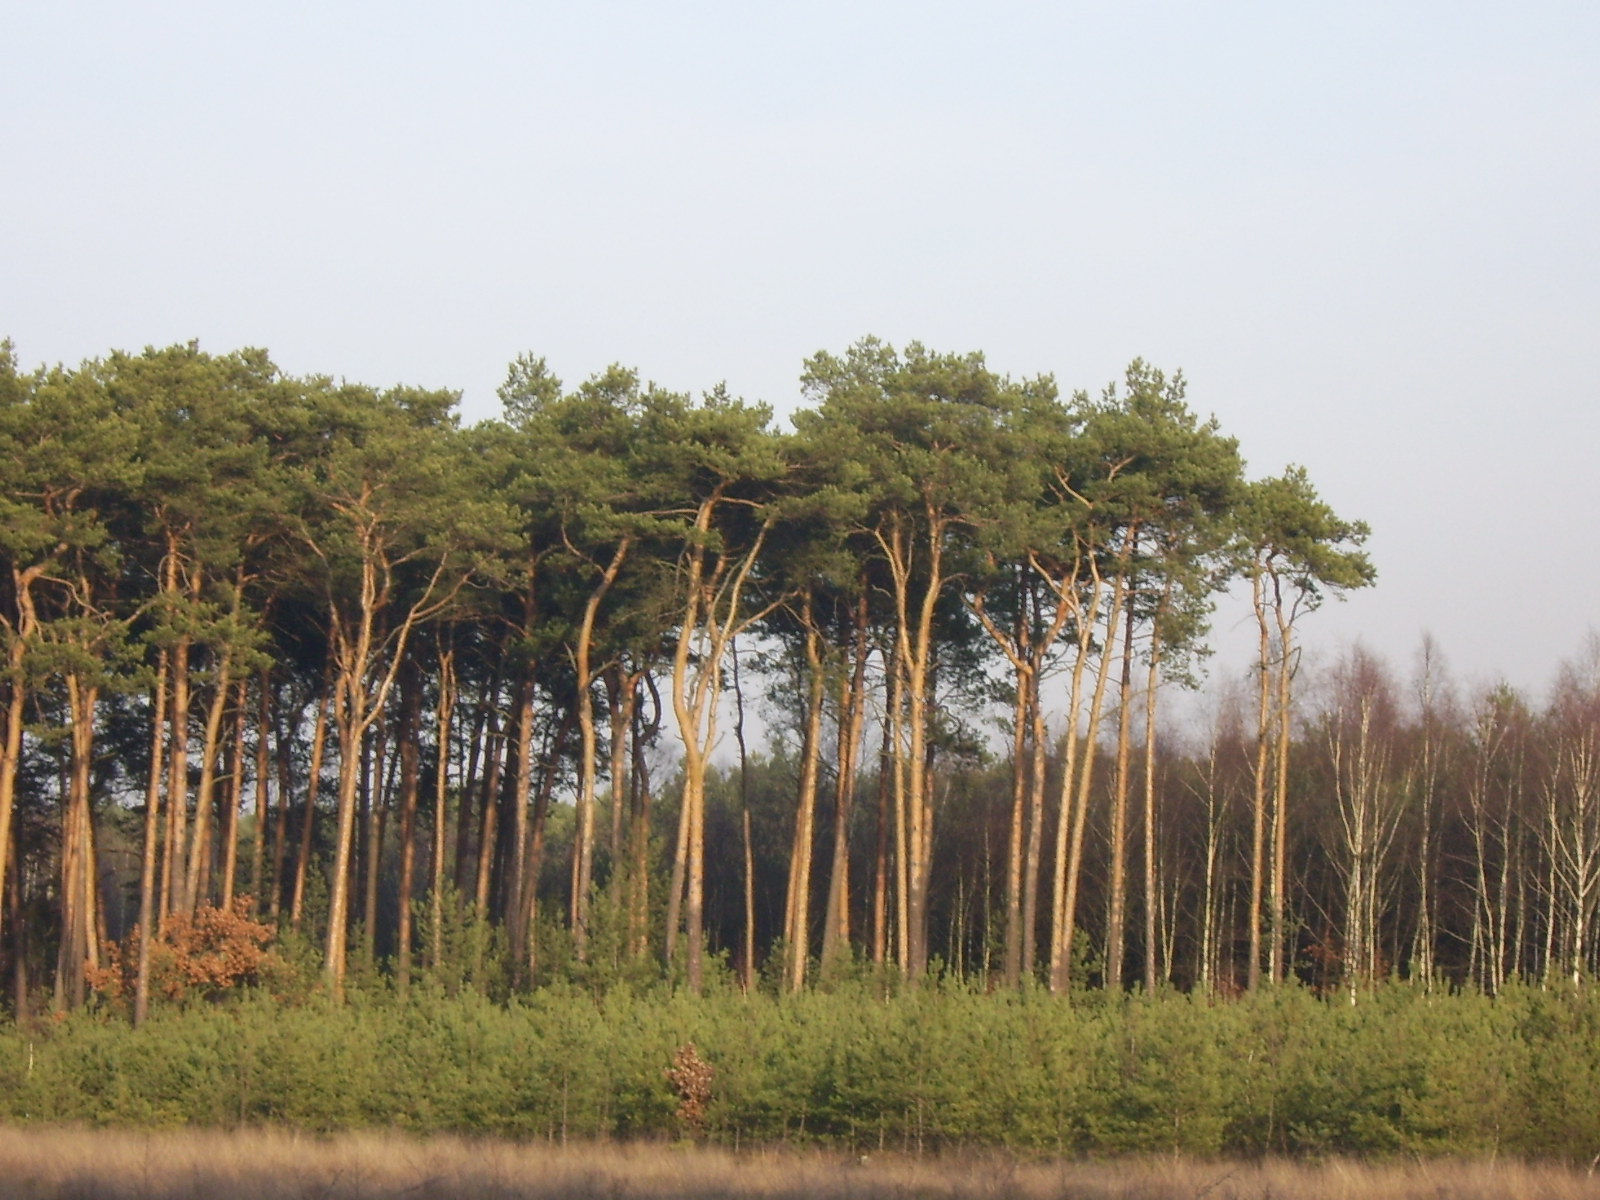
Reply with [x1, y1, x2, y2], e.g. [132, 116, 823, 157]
[12, 981, 1600, 1159]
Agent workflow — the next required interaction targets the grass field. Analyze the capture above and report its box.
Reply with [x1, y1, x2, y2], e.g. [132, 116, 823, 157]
[3, 1129, 1599, 1200]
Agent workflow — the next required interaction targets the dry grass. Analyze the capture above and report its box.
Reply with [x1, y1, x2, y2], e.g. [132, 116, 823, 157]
[2, 1128, 1598, 1200]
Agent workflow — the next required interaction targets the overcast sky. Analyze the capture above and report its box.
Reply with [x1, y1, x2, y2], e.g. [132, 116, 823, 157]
[6, 1, 1597, 710]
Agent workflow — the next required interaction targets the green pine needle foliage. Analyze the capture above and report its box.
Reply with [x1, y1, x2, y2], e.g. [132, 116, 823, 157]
[3, 983, 1599, 1161]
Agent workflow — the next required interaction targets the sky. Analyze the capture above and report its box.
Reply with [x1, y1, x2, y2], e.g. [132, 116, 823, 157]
[6, 1, 1598, 713]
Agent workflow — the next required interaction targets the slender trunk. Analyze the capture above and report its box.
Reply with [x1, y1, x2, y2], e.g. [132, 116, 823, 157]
[970, 570, 1067, 986]
[668, 493, 773, 993]
[162, 632, 191, 927]
[1142, 587, 1168, 993]
[289, 683, 331, 930]
[269, 684, 295, 922]
[1197, 739, 1222, 995]
[1248, 567, 1272, 990]
[902, 514, 945, 980]
[56, 676, 100, 1009]
[361, 715, 390, 962]
[324, 659, 365, 993]
[506, 675, 536, 965]
[572, 537, 630, 962]
[183, 652, 234, 914]
[1058, 566, 1128, 987]
[453, 693, 486, 897]
[220, 676, 249, 908]
[628, 684, 656, 961]
[664, 762, 691, 971]
[429, 647, 457, 970]
[133, 648, 170, 1028]
[740, 805, 755, 988]
[0, 571, 40, 959]
[821, 592, 869, 973]
[732, 642, 755, 991]
[474, 703, 503, 919]
[605, 666, 629, 860]
[1003, 671, 1028, 987]
[395, 664, 422, 996]
[890, 641, 910, 974]
[522, 710, 572, 973]
[248, 672, 271, 915]
[1042, 545, 1104, 993]
[784, 614, 825, 991]
[1021, 650, 1051, 980]
[872, 709, 892, 968]
[1106, 584, 1138, 992]
[8, 850, 27, 1020]
[1270, 581, 1295, 984]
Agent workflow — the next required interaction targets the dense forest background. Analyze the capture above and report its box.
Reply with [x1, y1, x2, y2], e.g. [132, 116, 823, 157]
[0, 335, 1594, 1025]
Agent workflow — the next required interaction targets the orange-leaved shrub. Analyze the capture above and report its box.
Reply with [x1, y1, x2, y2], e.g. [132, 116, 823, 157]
[87, 898, 302, 1012]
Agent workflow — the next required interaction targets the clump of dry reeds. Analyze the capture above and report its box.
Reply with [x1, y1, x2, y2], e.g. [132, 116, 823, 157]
[1, 1128, 1598, 1200]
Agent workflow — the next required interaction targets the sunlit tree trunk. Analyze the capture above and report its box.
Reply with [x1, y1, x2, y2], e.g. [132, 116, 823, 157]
[783, 610, 826, 991]
[219, 676, 250, 908]
[133, 646, 169, 1028]
[572, 537, 629, 960]
[1141, 589, 1168, 993]
[55, 675, 101, 1010]
[0, 567, 41, 981]
[429, 646, 456, 971]
[248, 672, 271, 916]
[473, 703, 503, 920]
[394, 663, 422, 996]
[821, 592, 870, 974]
[1055, 562, 1127, 991]
[1106, 578, 1139, 992]
[289, 682, 331, 930]
[506, 673, 536, 969]
[1044, 557, 1099, 994]
[182, 646, 233, 914]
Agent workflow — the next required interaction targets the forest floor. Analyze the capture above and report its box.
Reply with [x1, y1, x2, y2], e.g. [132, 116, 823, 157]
[3, 1128, 1600, 1200]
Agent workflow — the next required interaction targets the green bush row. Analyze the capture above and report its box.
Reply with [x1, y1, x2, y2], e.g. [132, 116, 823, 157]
[3, 982, 1598, 1160]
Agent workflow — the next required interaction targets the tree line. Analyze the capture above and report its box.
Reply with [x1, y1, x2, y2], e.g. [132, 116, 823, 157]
[0, 333, 1589, 1021]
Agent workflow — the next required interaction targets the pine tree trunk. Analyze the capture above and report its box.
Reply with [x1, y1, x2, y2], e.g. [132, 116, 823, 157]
[1106, 593, 1138, 992]
[1248, 567, 1272, 990]
[821, 592, 869, 973]
[361, 715, 390, 963]
[732, 641, 755, 991]
[162, 632, 191, 928]
[183, 653, 233, 914]
[474, 704, 503, 920]
[429, 647, 456, 971]
[133, 648, 169, 1028]
[872, 711, 892, 969]
[506, 674, 536, 966]
[1057, 568, 1127, 989]
[56, 676, 100, 1009]
[1270, 588, 1295, 984]
[784, 616, 825, 991]
[1142, 588, 1168, 993]
[290, 682, 331, 930]
[395, 665, 422, 996]
[248, 672, 271, 916]
[220, 676, 249, 908]
[1003, 676, 1028, 987]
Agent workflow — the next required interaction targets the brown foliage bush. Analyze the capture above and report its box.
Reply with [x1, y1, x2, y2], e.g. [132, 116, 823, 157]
[667, 1042, 714, 1135]
[87, 897, 297, 1012]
